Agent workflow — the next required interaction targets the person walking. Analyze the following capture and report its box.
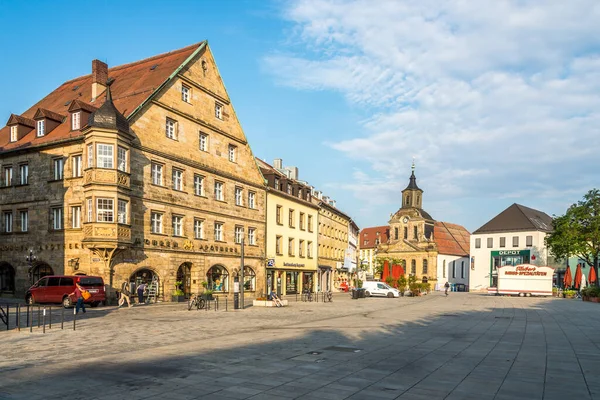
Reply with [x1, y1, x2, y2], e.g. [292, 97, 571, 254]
[444, 281, 450, 296]
[69, 283, 87, 314]
[118, 281, 133, 308]
[137, 282, 147, 304]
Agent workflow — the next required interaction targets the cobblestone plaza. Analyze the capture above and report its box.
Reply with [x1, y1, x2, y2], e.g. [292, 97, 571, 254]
[2, 293, 600, 399]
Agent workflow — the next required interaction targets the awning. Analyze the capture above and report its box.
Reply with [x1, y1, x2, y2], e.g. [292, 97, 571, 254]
[318, 265, 332, 271]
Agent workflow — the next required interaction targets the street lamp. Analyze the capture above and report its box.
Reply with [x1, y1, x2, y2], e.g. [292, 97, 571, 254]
[26, 249, 36, 283]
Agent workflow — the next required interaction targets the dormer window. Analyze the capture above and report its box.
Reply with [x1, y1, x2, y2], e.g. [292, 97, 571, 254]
[10, 126, 17, 142]
[72, 112, 81, 130]
[37, 120, 45, 137]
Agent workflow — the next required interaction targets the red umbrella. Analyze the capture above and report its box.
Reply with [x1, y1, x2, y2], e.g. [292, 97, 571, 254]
[574, 264, 583, 289]
[563, 265, 572, 288]
[589, 266, 597, 284]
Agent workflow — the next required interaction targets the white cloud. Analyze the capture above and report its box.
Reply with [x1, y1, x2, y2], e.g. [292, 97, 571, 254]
[265, 0, 600, 228]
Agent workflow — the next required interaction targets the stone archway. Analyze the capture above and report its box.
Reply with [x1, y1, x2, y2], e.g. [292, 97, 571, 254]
[207, 265, 229, 293]
[30, 262, 54, 285]
[176, 262, 192, 298]
[0, 262, 15, 293]
[243, 266, 256, 292]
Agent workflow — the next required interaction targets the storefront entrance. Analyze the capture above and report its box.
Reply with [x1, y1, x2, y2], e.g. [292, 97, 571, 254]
[490, 250, 531, 286]
[30, 263, 53, 285]
[0, 262, 15, 293]
[176, 262, 192, 298]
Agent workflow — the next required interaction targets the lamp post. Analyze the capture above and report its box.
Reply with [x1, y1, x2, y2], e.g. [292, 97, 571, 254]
[26, 249, 36, 284]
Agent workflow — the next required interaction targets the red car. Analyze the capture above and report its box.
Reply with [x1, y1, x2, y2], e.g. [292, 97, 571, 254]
[25, 275, 106, 308]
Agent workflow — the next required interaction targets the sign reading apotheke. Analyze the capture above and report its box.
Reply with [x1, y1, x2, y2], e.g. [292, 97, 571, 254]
[491, 250, 530, 257]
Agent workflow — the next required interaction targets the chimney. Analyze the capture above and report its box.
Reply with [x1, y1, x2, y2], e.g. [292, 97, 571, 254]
[92, 59, 108, 101]
[273, 158, 282, 169]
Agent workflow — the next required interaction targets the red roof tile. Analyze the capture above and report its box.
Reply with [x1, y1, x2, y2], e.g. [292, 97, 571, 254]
[68, 100, 97, 114]
[1, 42, 205, 151]
[359, 226, 389, 249]
[6, 114, 35, 128]
[434, 221, 470, 256]
[33, 108, 65, 122]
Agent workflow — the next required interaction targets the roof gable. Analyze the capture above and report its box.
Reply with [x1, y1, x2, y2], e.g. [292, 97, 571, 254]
[360, 226, 389, 249]
[473, 203, 553, 234]
[434, 221, 470, 256]
[33, 108, 65, 122]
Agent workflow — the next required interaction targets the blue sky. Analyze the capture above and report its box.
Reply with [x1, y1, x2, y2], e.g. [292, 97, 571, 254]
[2, 0, 600, 232]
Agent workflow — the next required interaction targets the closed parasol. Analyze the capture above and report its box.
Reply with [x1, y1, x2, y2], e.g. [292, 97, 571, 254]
[563, 265, 573, 288]
[574, 264, 583, 289]
[589, 266, 597, 285]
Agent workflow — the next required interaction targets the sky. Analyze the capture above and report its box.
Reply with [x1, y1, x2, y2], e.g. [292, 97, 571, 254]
[1, 0, 599, 232]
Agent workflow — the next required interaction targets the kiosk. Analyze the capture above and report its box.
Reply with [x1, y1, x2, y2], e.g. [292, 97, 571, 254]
[487, 264, 554, 297]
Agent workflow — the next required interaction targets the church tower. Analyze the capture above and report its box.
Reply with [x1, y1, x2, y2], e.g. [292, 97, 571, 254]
[401, 161, 423, 210]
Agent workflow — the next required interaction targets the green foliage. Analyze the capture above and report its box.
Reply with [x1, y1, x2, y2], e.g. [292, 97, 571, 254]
[200, 281, 208, 288]
[545, 189, 600, 283]
[173, 281, 184, 296]
[420, 282, 431, 292]
[408, 275, 419, 295]
[581, 286, 600, 297]
[374, 257, 406, 278]
[563, 289, 577, 297]
[396, 276, 407, 292]
[385, 276, 395, 287]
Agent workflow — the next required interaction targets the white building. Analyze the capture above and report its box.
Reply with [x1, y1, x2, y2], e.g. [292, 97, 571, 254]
[469, 203, 553, 291]
[434, 222, 470, 290]
[347, 220, 359, 274]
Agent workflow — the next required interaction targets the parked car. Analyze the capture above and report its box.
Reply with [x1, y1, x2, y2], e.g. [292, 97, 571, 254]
[25, 275, 106, 308]
[361, 281, 400, 298]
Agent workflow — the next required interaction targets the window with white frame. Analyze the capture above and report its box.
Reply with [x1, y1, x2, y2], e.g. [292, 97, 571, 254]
[288, 238, 294, 256]
[248, 192, 255, 209]
[248, 227, 256, 245]
[287, 183, 292, 195]
[72, 112, 81, 130]
[172, 215, 183, 236]
[181, 84, 190, 103]
[172, 169, 183, 191]
[117, 147, 127, 172]
[87, 144, 93, 168]
[151, 163, 163, 186]
[10, 126, 17, 142]
[235, 187, 243, 206]
[215, 102, 223, 119]
[20, 210, 28, 232]
[53, 158, 64, 180]
[87, 199, 92, 222]
[72, 155, 82, 177]
[214, 222, 223, 241]
[96, 144, 114, 169]
[214, 181, 223, 201]
[117, 200, 128, 224]
[199, 132, 208, 151]
[300, 213, 305, 230]
[307, 241, 313, 258]
[3, 166, 13, 186]
[96, 198, 114, 222]
[235, 226, 244, 244]
[151, 212, 163, 234]
[299, 239, 304, 257]
[194, 219, 204, 239]
[71, 206, 81, 228]
[228, 145, 236, 162]
[308, 215, 313, 232]
[51, 207, 63, 230]
[165, 118, 176, 139]
[276, 236, 282, 254]
[194, 174, 204, 196]
[4, 212, 13, 233]
[37, 120, 45, 137]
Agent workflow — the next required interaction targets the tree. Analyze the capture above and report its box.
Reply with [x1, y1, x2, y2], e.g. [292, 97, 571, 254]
[545, 189, 600, 286]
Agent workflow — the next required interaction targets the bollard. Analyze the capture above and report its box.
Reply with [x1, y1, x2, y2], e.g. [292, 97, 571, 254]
[29, 306, 33, 333]
[73, 307, 76, 331]
[26, 305, 29, 328]
[226, 298, 228, 311]
[216, 297, 218, 312]
[6, 304, 9, 331]
[61, 307, 64, 330]
[37, 306, 41, 328]
[17, 304, 20, 332]
[42, 308, 46, 334]
[49, 306, 52, 329]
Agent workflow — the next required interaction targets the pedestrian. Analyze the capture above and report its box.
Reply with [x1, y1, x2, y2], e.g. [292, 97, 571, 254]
[119, 281, 133, 308]
[69, 283, 87, 314]
[137, 282, 147, 304]
[444, 281, 450, 296]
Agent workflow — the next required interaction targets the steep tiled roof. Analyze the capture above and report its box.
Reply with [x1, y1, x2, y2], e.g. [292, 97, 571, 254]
[359, 226, 389, 249]
[434, 221, 470, 256]
[1, 41, 205, 151]
[33, 108, 65, 122]
[473, 203, 553, 234]
[68, 100, 97, 113]
[6, 114, 35, 128]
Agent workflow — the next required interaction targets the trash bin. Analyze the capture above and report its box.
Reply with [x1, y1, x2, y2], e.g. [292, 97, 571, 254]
[357, 288, 366, 298]
[451, 283, 457, 292]
[351, 288, 358, 299]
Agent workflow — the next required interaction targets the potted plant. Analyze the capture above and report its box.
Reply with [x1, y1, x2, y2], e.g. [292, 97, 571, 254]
[397, 276, 407, 296]
[581, 287, 600, 302]
[563, 289, 577, 299]
[552, 287, 558, 297]
[202, 289, 214, 300]
[385, 276, 395, 287]
[408, 276, 419, 296]
[172, 281, 185, 302]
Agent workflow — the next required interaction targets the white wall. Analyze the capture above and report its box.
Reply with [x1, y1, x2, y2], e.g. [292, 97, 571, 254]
[469, 230, 549, 291]
[436, 254, 470, 290]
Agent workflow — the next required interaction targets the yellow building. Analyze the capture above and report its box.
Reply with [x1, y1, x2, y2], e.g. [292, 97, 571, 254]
[314, 196, 351, 291]
[257, 159, 319, 296]
[0, 42, 266, 301]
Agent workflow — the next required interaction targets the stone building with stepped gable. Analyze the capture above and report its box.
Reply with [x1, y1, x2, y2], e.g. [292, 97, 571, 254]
[0, 42, 266, 302]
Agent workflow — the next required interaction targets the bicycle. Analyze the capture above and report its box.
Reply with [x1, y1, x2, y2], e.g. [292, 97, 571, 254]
[301, 289, 313, 302]
[325, 290, 333, 302]
[187, 294, 206, 311]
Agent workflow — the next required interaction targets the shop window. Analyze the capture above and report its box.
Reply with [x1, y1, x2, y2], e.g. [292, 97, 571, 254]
[207, 265, 228, 292]
[286, 271, 299, 294]
[243, 266, 256, 291]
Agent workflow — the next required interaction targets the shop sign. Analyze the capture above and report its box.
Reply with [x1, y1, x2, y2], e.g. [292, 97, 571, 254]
[0, 243, 86, 252]
[491, 250, 530, 257]
[283, 262, 306, 267]
[142, 238, 238, 254]
[267, 259, 275, 267]
[503, 265, 549, 277]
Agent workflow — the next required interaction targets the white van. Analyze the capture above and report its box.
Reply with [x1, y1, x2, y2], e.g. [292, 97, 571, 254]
[361, 281, 400, 298]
